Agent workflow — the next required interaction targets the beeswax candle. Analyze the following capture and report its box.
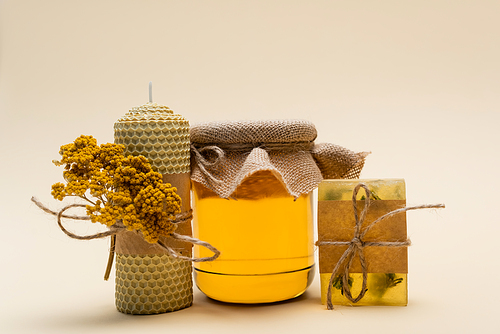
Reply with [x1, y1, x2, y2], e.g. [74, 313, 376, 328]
[113, 100, 192, 314]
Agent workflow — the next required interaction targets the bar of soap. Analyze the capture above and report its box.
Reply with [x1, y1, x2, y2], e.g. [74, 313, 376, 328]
[317, 179, 408, 306]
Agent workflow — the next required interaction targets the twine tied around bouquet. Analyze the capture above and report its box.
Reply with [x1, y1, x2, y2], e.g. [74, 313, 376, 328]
[31, 197, 220, 280]
[315, 183, 444, 310]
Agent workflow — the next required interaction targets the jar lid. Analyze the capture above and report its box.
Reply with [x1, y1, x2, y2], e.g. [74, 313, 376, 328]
[190, 119, 368, 199]
[190, 119, 317, 145]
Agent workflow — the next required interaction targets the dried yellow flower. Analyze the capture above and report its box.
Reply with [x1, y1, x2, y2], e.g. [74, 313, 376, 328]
[52, 135, 181, 243]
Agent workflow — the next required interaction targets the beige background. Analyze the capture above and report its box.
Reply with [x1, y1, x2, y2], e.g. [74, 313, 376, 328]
[1, 1, 498, 333]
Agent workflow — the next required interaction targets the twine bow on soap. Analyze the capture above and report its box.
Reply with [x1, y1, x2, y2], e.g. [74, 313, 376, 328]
[315, 183, 444, 310]
[31, 197, 220, 280]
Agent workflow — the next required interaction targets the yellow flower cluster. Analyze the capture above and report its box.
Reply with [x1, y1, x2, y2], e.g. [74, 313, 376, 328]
[52, 135, 181, 243]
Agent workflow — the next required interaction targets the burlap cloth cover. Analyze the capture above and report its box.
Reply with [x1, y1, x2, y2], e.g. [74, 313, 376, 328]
[190, 119, 369, 198]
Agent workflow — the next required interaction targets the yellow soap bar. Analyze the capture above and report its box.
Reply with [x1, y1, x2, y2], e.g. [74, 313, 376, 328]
[317, 179, 408, 306]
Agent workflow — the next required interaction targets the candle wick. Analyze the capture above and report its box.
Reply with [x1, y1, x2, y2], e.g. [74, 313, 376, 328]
[149, 82, 153, 103]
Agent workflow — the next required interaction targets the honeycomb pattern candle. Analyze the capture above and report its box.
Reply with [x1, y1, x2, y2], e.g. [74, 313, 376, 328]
[113, 86, 192, 314]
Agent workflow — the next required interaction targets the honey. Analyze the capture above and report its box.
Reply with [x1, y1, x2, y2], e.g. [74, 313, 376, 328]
[192, 171, 315, 303]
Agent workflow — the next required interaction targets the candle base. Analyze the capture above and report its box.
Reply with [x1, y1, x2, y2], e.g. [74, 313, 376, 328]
[115, 254, 193, 314]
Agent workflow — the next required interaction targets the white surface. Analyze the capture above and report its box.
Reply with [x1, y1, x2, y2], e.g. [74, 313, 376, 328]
[1, 1, 499, 333]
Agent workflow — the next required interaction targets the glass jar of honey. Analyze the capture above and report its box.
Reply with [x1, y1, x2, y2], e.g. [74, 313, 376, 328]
[189, 120, 323, 303]
[192, 170, 315, 303]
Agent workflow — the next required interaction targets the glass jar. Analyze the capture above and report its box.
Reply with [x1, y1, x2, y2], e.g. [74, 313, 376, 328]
[192, 170, 315, 303]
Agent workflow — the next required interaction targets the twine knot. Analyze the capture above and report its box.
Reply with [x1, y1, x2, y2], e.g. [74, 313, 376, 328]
[315, 183, 444, 310]
[190, 144, 226, 185]
[351, 237, 363, 248]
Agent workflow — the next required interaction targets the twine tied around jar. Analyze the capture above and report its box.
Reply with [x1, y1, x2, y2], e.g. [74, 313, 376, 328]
[315, 183, 444, 310]
[31, 197, 220, 280]
[190, 141, 315, 185]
